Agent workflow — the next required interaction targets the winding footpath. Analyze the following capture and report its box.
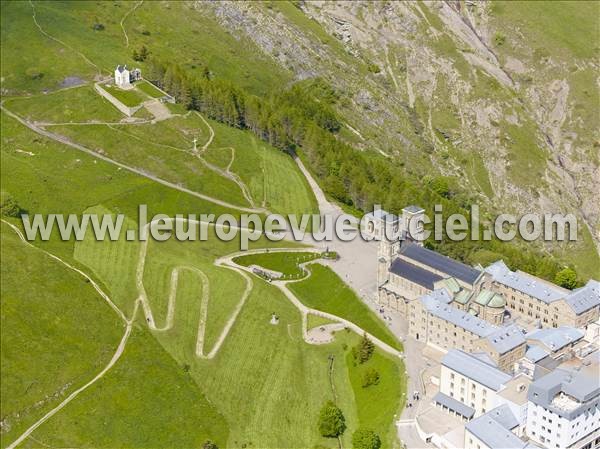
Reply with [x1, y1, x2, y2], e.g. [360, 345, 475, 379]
[120, 0, 144, 48]
[1, 219, 136, 449]
[29, 0, 101, 75]
[1, 105, 264, 214]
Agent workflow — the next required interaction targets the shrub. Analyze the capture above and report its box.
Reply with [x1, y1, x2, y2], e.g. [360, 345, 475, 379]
[92, 23, 105, 31]
[352, 429, 381, 449]
[554, 267, 578, 290]
[352, 334, 375, 364]
[361, 368, 380, 388]
[202, 440, 218, 449]
[367, 63, 381, 74]
[0, 194, 22, 218]
[317, 400, 346, 438]
[494, 32, 506, 46]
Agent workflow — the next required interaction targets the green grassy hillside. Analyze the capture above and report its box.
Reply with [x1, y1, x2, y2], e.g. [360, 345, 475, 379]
[290, 264, 402, 351]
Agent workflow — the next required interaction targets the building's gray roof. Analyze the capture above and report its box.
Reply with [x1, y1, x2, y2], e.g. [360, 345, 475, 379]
[403, 205, 425, 214]
[526, 326, 584, 352]
[485, 403, 520, 429]
[485, 261, 566, 304]
[422, 295, 497, 337]
[528, 368, 600, 420]
[525, 345, 550, 363]
[471, 352, 498, 367]
[399, 243, 481, 284]
[466, 405, 528, 449]
[442, 350, 512, 391]
[433, 392, 475, 419]
[116, 64, 127, 73]
[486, 324, 526, 355]
[366, 208, 398, 222]
[564, 280, 600, 315]
[389, 258, 443, 289]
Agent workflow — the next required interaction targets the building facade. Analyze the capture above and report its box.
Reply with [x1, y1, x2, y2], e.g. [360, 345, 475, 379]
[526, 368, 600, 449]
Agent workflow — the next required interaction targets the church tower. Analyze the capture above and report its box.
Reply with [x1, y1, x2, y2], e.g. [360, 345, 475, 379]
[377, 233, 399, 287]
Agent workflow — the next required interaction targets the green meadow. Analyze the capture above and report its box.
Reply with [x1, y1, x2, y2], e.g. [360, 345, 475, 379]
[289, 264, 402, 351]
[1, 104, 405, 447]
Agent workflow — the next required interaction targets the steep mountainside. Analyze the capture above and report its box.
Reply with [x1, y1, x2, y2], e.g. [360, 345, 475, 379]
[199, 0, 599, 276]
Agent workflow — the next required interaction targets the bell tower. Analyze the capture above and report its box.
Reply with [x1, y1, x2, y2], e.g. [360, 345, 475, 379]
[377, 233, 399, 287]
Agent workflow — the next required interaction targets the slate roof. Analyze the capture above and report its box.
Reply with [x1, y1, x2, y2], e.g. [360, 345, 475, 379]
[442, 350, 512, 391]
[389, 258, 443, 289]
[466, 405, 527, 449]
[422, 295, 496, 337]
[485, 261, 566, 304]
[486, 324, 526, 355]
[564, 280, 600, 315]
[526, 326, 584, 352]
[525, 345, 550, 363]
[484, 403, 520, 430]
[399, 243, 481, 284]
[403, 205, 424, 214]
[366, 208, 399, 222]
[433, 392, 475, 419]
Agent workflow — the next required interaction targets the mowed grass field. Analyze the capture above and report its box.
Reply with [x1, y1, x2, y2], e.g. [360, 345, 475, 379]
[290, 264, 402, 351]
[346, 348, 406, 448]
[207, 119, 319, 217]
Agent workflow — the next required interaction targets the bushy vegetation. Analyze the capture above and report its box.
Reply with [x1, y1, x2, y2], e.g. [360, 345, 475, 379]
[361, 368, 380, 388]
[317, 400, 346, 438]
[352, 429, 381, 449]
[352, 334, 375, 365]
[554, 267, 579, 290]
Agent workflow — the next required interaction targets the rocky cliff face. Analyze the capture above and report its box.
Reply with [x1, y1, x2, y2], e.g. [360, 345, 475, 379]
[198, 1, 599, 274]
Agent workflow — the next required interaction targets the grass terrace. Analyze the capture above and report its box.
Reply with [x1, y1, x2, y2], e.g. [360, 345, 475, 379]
[102, 83, 145, 107]
[136, 79, 165, 99]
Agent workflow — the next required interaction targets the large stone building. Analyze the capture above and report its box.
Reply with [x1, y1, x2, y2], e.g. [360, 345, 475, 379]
[376, 215, 600, 357]
[484, 261, 600, 329]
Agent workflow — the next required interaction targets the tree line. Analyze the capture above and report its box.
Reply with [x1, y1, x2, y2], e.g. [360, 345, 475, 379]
[144, 58, 580, 286]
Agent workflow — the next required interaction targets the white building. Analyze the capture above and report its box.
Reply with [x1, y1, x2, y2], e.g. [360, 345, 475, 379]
[114, 65, 141, 88]
[465, 404, 538, 449]
[526, 368, 600, 449]
[435, 349, 512, 419]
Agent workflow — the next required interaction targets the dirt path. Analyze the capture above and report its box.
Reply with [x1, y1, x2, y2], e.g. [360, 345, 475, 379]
[29, 0, 101, 75]
[1, 105, 265, 214]
[192, 111, 261, 210]
[1, 219, 136, 449]
[134, 219, 255, 359]
[222, 248, 403, 358]
[120, 0, 144, 48]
